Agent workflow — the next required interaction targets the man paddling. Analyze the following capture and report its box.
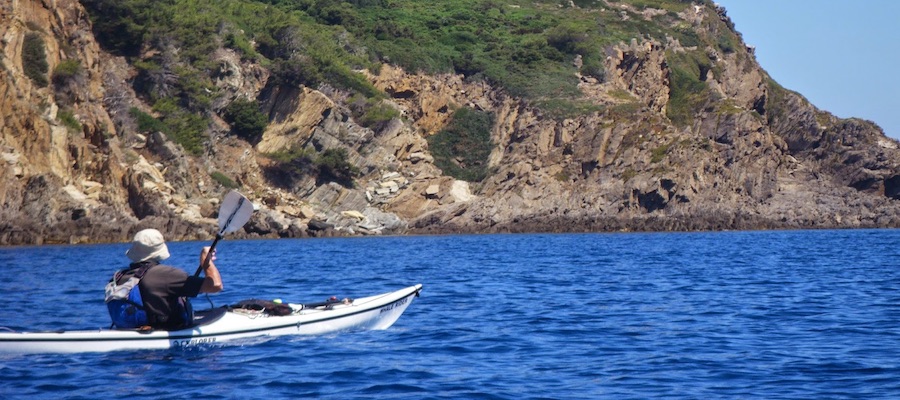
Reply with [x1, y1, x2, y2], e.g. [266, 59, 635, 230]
[106, 228, 223, 330]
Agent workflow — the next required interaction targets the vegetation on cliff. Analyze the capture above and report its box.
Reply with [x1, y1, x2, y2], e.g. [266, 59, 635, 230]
[79, 0, 734, 153]
[224, 98, 268, 142]
[22, 31, 49, 87]
[428, 107, 495, 182]
[265, 147, 360, 188]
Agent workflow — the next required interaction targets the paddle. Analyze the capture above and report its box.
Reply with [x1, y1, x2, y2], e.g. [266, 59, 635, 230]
[193, 190, 254, 277]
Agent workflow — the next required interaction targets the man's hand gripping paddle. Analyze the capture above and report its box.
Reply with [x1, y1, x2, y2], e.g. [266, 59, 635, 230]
[194, 190, 254, 277]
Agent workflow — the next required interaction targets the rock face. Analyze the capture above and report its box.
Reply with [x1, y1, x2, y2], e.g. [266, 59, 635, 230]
[1, 0, 899, 246]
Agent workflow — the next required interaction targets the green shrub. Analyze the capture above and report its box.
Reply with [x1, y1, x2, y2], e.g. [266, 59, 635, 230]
[57, 110, 82, 133]
[52, 59, 82, 86]
[173, 65, 214, 111]
[129, 107, 167, 134]
[271, 56, 324, 88]
[765, 77, 792, 126]
[666, 50, 713, 126]
[650, 142, 671, 163]
[22, 32, 49, 87]
[152, 99, 208, 155]
[224, 98, 268, 141]
[315, 148, 359, 187]
[210, 171, 239, 188]
[353, 97, 399, 129]
[323, 62, 382, 98]
[427, 107, 495, 182]
[267, 146, 317, 166]
[266, 146, 359, 187]
[223, 33, 259, 61]
[452, 51, 486, 76]
[580, 55, 606, 82]
[81, 0, 147, 57]
[264, 147, 316, 184]
[162, 111, 207, 155]
[717, 30, 739, 54]
[546, 23, 587, 54]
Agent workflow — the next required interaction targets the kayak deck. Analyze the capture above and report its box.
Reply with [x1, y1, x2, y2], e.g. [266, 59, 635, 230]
[0, 284, 422, 354]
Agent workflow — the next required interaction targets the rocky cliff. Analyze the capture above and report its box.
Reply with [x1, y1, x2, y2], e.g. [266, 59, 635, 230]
[1, 0, 899, 245]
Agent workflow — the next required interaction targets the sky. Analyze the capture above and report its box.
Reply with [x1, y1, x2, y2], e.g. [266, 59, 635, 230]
[712, 0, 900, 140]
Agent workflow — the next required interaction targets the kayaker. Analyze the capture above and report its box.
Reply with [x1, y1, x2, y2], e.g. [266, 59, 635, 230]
[110, 228, 223, 330]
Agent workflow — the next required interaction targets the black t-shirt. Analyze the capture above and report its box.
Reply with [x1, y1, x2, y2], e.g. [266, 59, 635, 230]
[132, 263, 205, 329]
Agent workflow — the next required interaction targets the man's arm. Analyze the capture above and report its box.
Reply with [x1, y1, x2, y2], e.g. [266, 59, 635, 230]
[199, 246, 223, 293]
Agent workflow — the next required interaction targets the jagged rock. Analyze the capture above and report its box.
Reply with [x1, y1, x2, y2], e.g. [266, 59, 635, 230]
[449, 181, 473, 202]
[425, 184, 440, 197]
[361, 207, 407, 234]
[147, 131, 183, 161]
[257, 87, 336, 154]
[307, 219, 334, 231]
[243, 209, 281, 237]
[341, 210, 366, 220]
[298, 205, 317, 219]
[408, 152, 434, 163]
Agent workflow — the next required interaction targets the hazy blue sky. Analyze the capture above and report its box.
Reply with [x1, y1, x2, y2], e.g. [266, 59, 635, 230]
[712, 0, 900, 140]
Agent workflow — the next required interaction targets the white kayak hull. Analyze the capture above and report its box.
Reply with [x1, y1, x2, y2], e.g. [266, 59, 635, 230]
[0, 284, 422, 354]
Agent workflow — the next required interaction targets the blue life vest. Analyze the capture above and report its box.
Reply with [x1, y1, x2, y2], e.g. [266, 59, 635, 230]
[104, 264, 154, 329]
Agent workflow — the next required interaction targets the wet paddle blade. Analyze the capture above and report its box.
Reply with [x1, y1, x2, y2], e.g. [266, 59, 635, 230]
[218, 190, 254, 234]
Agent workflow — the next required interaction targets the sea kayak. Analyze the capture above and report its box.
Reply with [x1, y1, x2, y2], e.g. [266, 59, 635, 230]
[0, 284, 422, 354]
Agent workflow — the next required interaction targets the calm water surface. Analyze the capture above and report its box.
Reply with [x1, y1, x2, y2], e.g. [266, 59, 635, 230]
[1, 229, 899, 399]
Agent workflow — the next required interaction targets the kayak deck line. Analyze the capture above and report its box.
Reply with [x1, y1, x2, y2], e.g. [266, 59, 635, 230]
[0, 284, 422, 353]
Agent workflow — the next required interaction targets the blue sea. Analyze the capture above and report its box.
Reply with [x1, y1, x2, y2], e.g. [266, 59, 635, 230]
[1, 229, 899, 399]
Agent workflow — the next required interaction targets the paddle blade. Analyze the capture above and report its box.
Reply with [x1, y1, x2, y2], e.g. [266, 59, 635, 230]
[218, 190, 254, 234]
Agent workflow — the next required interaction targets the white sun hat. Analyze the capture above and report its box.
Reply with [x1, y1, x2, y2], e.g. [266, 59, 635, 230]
[125, 228, 171, 263]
